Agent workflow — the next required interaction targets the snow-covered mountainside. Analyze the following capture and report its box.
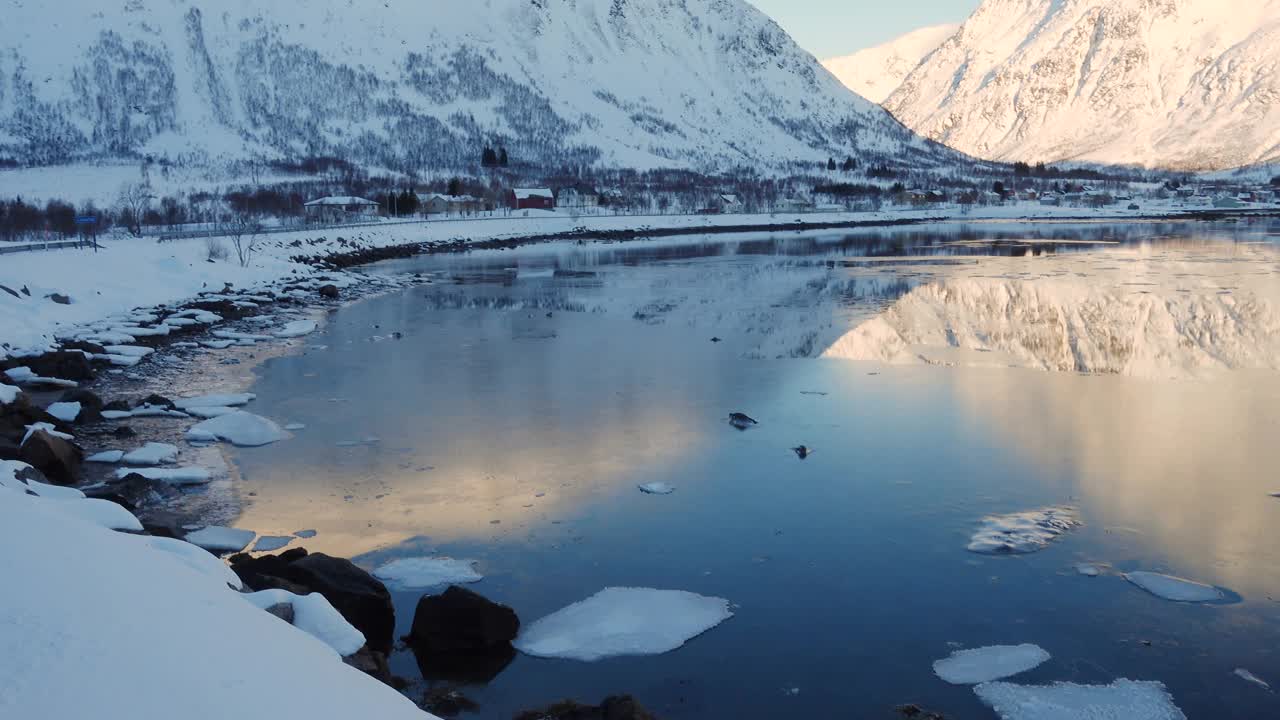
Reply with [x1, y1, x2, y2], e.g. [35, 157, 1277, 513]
[822, 24, 958, 104]
[0, 0, 952, 174]
[882, 0, 1280, 171]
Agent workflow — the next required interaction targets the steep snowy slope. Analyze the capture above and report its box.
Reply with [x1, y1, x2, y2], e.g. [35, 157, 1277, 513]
[822, 24, 959, 104]
[0, 0, 952, 173]
[883, 0, 1280, 171]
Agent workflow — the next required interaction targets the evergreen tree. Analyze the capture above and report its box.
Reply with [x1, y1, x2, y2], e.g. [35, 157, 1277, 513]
[481, 147, 498, 167]
[826, 157, 837, 171]
[447, 177, 462, 197]
[498, 147, 509, 167]
[841, 156, 857, 172]
[993, 181, 1006, 196]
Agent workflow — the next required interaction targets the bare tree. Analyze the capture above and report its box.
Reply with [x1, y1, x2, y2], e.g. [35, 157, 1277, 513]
[222, 214, 263, 267]
[117, 182, 154, 237]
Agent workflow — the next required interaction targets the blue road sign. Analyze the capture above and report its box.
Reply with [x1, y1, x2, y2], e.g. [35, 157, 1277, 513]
[75, 216, 97, 225]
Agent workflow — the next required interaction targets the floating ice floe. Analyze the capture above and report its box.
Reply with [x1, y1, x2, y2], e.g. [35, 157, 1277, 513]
[96, 353, 143, 367]
[86, 450, 124, 464]
[967, 506, 1080, 555]
[141, 535, 243, 589]
[117, 325, 171, 337]
[174, 393, 256, 409]
[252, 536, 295, 553]
[187, 411, 287, 447]
[1076, 563, 1102, 577]
[130, 405, 189, 418]
[973, 679, 1187, 720]
[100, 410, 133, 420]
[185, 526, 256, 553]
[1233, 668, 1270, 691]
[1123, 572, 1224, 603]
[284, 423, 306, 431]
[114, 467, 212, 485]
[121, 442, 179, 466]
[46, 402, 81, 422]
[186, 406, 238, 419]
[243, 589, 366, 656]
[295, 529, 318, 538]
[514, 587, 733, 661]
[933, 644, 1051, 685]
[373, 557, 483, 588]
[0, 384, 19, 405]
[638, 482, 676, 495]
[275, 320, 318, 338]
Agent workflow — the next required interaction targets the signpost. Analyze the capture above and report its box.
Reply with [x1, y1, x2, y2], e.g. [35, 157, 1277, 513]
[75, 216, 98, 251]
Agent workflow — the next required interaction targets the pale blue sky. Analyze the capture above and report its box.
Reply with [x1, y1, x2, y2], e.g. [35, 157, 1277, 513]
[746, 0, 981, 59]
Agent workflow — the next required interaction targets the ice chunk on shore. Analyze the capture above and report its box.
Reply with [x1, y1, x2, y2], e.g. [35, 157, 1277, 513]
[121, 442, 179, 466]
[46, 402, 81, 422]
[514, 587, 733, 661]
[185, 526, 255, 553]
[1124, 572, 1224, 602]
[968, 506, 1080, 555]
[974, 679, 1187, 720]
[100, 410, 133, 420]
[23, 422, 73, 445]
[114, 467, 211, 485]
[933, 644, 1051, 684]
[275, 320, 318, 338]
[86, 450, 124, 464]
[186, 411, 287, 447]
[0, 383, 20, 405]
[243, 589, 366, 657]
[102, 345, 153, 358]
[374, 557, 482, 588]
[174, 393, 256, 409]
[251, 536, 294, 553]
[202, 340, 236, 349]
[638, 482, 676, 495]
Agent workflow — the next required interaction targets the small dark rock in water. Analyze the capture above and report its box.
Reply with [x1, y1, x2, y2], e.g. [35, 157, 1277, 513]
[87, 473, 181, 510]
[728, 412, 758, 429]
[710, 337, 722, 343]
[134, 394, 176, 410]
[514, 696, 657, 720]
[318, 284, 340, 299]
[343, 646, 405, 689]
[19, 429, 82, 485]
[58, 388, 103, 411]
[895, 704, 946, 719]
[46, 293, 71, 305]
[101, 399, 131, 413]
[792, 445, 812, 460]
[0, 284, 20, 299]
[422, 686, 480, 717]
[392, 332, 403, 339]
[407, 586, 519, 683]
[112, 425, 137, 438]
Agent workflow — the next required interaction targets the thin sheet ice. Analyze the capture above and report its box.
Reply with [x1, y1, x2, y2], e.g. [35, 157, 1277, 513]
[968, 506, 1080, 555]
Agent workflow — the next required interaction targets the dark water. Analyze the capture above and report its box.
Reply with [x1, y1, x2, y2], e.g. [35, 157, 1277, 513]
[231, 220, 1280, 719]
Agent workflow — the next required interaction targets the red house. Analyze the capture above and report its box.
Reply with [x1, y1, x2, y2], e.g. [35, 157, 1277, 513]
[507, 188, 555, 211]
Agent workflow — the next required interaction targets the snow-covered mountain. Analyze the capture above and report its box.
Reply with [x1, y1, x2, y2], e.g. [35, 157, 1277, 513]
[0, 0, 954, 174]
[882, 0, 1280, 171]
[822, 24, 958, 104]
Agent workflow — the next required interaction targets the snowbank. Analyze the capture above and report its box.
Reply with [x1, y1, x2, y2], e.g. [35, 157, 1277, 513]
[0, 480, 436, 719]
[243, 589, 366, 656]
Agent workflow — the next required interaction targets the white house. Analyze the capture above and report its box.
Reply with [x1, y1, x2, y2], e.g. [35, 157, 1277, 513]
[304, 196, 380, 223]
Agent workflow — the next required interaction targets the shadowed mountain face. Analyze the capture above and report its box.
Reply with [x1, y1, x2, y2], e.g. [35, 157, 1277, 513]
[883, 0, 1280, 171]
[0, 0, 957, 173]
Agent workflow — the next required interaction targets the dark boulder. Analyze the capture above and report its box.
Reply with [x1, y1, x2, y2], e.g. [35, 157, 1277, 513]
[60, 340, 107, 356]
[264, 602, 296, 625]
[101, 399, 132, 412]
[343, 646, 407, 689]
[24, 351, 93, 381]
[230, 551, 395, 654]
[18, 429, 82, 485]
[112, 425, 137, 439]
[46, 293, 71, 305]
[318, 284, 340, 299]
[87, 472, 181, 511]
[422, 686, 480, 717]
[514, 696, 658, 720]
[56, 389, 104, 423]
[408, 586, 519, 655]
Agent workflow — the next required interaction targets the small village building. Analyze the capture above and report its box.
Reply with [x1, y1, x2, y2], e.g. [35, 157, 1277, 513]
[715, 194, 743, 213]
[556, 187, 600, 209]
[418, 193, 486, 216]
[1039, 193, 1060, 206]
[776, 196, 815, 213]
[303, 196, 380, 223]
[508, 188, 555, 211]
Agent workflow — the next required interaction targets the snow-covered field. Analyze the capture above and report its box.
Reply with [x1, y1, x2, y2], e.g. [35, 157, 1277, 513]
[1, 202, 1260, 360]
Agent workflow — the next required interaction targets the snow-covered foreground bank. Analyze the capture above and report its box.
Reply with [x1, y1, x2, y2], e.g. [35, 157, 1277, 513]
[1, 203, 1262, 359]
[0, 466, 437, 719]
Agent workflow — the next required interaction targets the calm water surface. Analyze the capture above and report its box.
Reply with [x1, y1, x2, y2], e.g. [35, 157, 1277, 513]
[231, 220, 1280, 718]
